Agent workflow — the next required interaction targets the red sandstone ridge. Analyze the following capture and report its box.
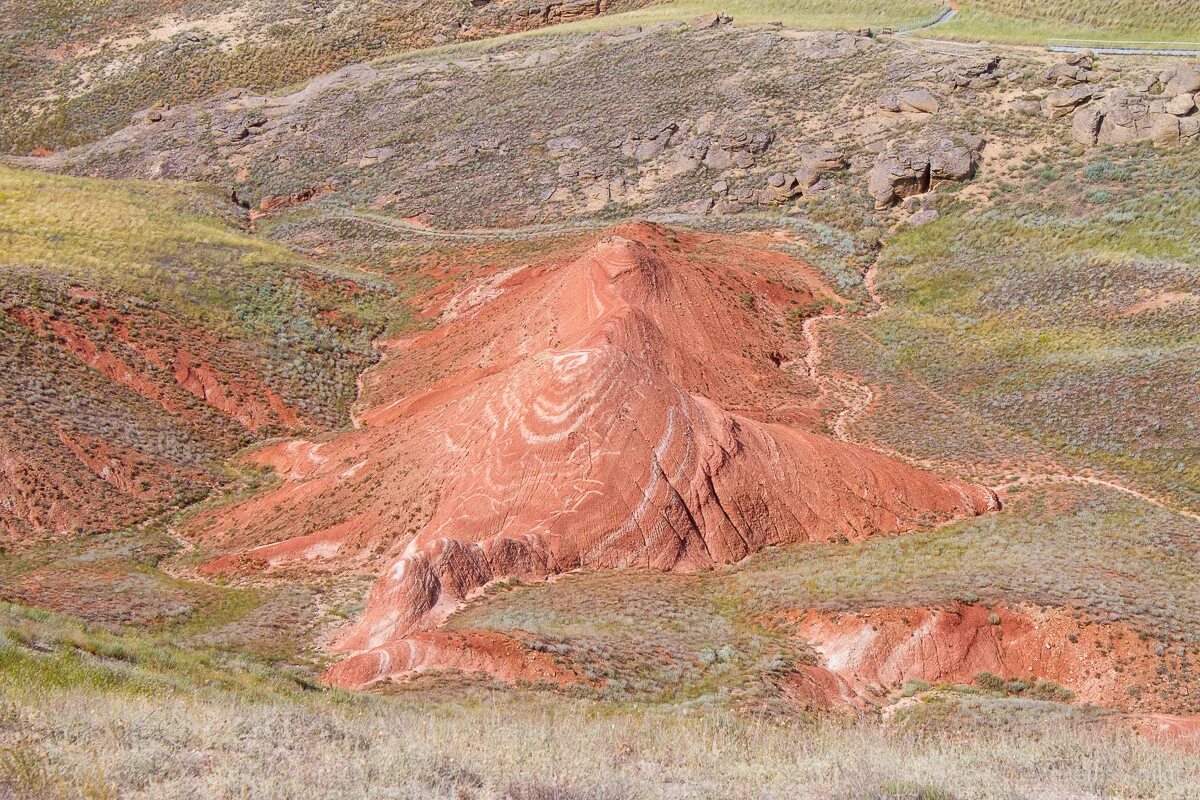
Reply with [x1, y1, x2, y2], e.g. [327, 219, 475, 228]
[785, 603, 1196, 714]
[187, 223, 996, 687]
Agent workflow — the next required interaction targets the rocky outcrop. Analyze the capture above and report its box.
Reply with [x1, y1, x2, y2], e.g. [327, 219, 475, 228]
[684, 147, 848, 214]
[1072, 89, 1200, 147]
[621, 121, 679, 162]
[1042, 50, 1109, 87]
[867, 134, 982, 209]
[1039, 54, 1200, 147]
[886, 52, 1002, 93]
[1043, 85, 1096, 119]
[701, 128, 774, 170]
[1158, 63, 1200, 97]
[518, 0, 610, 25]
[794, 30, 874, 60]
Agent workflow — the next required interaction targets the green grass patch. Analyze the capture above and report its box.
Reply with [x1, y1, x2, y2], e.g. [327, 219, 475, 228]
[828, 149, 1200, 508]
[930, 0, 1200, 44]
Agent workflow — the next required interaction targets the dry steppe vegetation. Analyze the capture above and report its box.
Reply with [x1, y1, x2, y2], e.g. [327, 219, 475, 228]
[0, 167, 401, 539]
[4, 2, 1200, 798]
[4, 600, 1199, 800]
[1, 0, 657, 154]
[936, 1, 1200, 45]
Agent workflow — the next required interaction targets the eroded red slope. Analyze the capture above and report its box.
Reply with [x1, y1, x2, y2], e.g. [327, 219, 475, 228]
[0, 298, 310, 542]
[189, 223, 996, 687]
[785, 603, 1197, 714]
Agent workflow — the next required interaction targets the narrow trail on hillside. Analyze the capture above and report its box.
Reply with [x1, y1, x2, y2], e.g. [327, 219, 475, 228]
[800, 260, 888, 445]
[800, 257, 1200, 522]
[991, 473, 1200, 522]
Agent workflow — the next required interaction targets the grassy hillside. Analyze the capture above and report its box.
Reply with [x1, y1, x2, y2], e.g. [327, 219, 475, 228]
[0, 0, 655, 154]
[526, 0, 945, 34]
[450, 483, 1200, 709]
[7, 0, 1200, 157]
[932, 0, 1200, 44]
[520, 0, 1200, 46]
[0, 167, 400, 539]
[828, 145, 1200, 511]
[0, 166, 396, 345]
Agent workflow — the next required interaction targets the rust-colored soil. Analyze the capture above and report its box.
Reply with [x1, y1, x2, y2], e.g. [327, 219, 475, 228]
[326, 629, 583, 688]
[1, 297, 311, 541]
[785, 602, 1196, 714]
[186, 223, 996, 687]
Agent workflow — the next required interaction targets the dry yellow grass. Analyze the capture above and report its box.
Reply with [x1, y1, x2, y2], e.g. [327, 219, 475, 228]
[6, 685, 1200, 799]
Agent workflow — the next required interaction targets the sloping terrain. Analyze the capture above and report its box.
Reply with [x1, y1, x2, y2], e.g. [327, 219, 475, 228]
[0, 167, 395, 542]
[0, 0, 654, 155]
[827, 145, 1200, 510]
[446, 481, 1200, 717]
[184, 223, 994, 686]
[939, 1, 1200, 44]
[4, 6, 1200, 798]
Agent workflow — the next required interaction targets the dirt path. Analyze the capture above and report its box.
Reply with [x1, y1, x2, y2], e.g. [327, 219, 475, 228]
[276, 209, 1200, 523]
[992, 473, 1200, 522]
[800, 259, 891, 446]
[800, 256, 1200, 521]
[362, 212, 1198, 522]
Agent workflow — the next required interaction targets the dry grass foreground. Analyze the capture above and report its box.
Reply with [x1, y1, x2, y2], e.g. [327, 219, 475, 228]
[2, 644, 1198, 799]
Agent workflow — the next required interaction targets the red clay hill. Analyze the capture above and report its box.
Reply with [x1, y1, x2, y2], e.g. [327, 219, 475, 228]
[188, 223, 997, 687]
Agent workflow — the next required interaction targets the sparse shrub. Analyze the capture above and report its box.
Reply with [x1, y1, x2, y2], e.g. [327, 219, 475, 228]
[1083, 159, 1130, 183]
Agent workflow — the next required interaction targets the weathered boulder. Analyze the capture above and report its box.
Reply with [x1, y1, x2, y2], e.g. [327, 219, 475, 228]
[881, 88, 940, 114]
[1161, 63, 1200, 97]
[761, 172, 801, 204]
[1043, 58, 1104, 87]
[622, 121, 679, 161]
[800, 147, 848, 172]
[868, 153, 928, 209]
[1099, 91, 1156, 144]
[679, 197, 714, 215]
[702, 128, 773, 170]
[1071, 106, 1104, 146]
[884, 51, 1001, 93]
[794, 166, 822, 189]
[1043, 85, 1096, 119]
[944, 54, 1001, 90]
[906, 208, 939, 228]
[868, 134, 983, 209]
[1167, 93, 1197, 116]
[1066, 49, 1095, 68]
